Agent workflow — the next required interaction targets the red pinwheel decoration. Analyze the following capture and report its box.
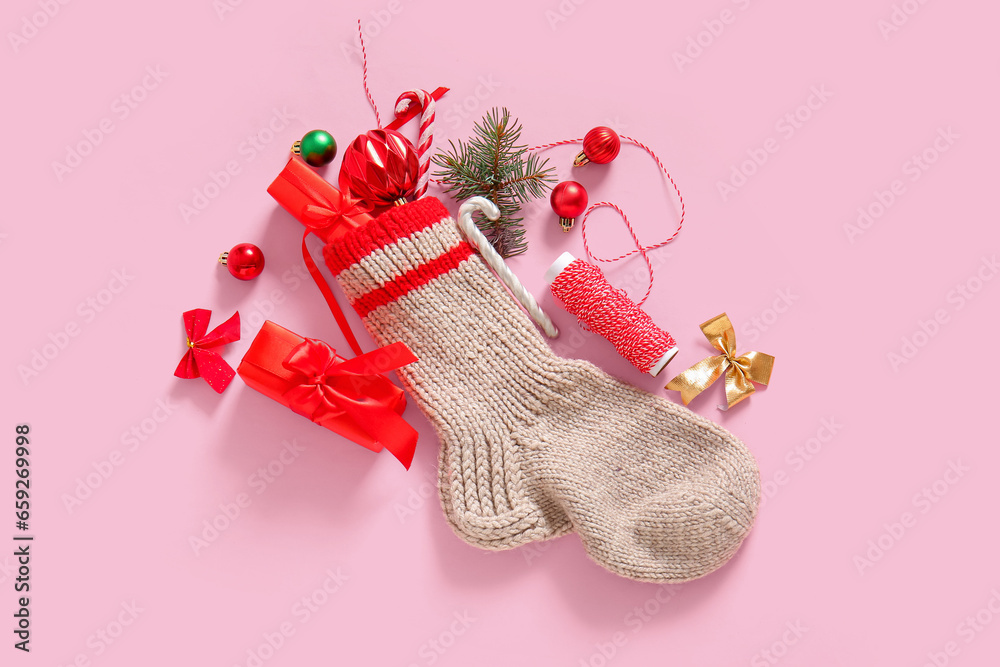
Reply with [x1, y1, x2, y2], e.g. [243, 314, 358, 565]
[174, 309, 241, 393]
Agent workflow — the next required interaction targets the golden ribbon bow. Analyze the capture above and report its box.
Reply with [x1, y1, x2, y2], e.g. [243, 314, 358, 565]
[665, 313, 774, 410]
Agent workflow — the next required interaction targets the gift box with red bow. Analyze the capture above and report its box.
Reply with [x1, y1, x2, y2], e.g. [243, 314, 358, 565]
[237, 320, 419, 469]
[267, 158, 375, 357]
[267, 157, 373, 244]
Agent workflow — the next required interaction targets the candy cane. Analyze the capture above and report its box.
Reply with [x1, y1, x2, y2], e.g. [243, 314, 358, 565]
[457, 197, 559, 339]
[394, 89, 435, 198]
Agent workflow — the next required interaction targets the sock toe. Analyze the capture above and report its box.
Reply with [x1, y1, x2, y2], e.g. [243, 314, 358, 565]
[522, 364, 762, 582]
[619, 480, 755, 582]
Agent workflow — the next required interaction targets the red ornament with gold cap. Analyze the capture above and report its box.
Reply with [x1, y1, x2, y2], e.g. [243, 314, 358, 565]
[218, 243, 265, 280]
[573, 126, 621, 167]
[551, 181, 589, 232]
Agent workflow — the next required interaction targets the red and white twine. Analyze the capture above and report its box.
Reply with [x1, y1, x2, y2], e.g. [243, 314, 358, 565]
[357, 19, 382, 128]
[530, 135, 685, 304]
[355, 21, 436, 199]
[550, 258, 677, 376]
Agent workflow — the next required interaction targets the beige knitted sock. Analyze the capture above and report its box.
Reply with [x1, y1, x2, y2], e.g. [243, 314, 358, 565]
[324, 198, 760, 582]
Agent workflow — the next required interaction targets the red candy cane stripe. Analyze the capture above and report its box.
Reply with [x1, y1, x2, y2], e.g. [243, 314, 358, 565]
[394, 89, 435, 199]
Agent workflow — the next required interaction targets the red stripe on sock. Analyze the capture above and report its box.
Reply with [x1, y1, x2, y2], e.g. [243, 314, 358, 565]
[324, 198, 452, 276]
[353, 242, 474, 317]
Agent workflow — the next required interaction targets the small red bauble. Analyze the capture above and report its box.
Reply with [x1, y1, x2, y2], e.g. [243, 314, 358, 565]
[219, 243, 265, 280]
[573, 126, 621, 167]
[551, 181, 589, 232]
[338, 128, 419, 208]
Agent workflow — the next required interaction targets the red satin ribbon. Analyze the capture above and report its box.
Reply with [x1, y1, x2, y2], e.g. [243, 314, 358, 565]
[271, 157, 374, 244]
[301, 232, 364, 357]
[269, 158, 374, 357]
[281, 338, 419, 469]
[174, 309, 240, 393]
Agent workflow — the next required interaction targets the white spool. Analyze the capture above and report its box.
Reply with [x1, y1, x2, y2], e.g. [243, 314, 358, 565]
[545, 252, 678, 377]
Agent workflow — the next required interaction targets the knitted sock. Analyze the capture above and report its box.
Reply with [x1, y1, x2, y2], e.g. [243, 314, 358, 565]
[324, 198, 760, 582]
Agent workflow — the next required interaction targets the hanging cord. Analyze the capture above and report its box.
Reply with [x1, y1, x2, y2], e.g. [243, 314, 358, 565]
[529, 135, 685, 306]
[357, 19, 382, 128]
[584, 202, 656, 307]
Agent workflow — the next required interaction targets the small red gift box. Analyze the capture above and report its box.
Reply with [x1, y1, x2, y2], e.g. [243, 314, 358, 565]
[267, 158, 375, 357]
[237, 321, 418, 469]
[267, 157, 374, 244]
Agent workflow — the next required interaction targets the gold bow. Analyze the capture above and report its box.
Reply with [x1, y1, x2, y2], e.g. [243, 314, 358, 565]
[665, 313, 774, 410]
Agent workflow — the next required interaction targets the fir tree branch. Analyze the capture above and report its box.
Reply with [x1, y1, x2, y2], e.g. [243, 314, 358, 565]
[431, 108, 554, 257]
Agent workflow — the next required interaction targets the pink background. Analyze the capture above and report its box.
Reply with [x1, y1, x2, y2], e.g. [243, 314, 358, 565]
[4, 0, 999, 665]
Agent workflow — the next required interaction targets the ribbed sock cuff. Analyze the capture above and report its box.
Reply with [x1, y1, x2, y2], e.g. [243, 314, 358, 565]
[324, 197, 454, 275]
[323, 197, 474, 319]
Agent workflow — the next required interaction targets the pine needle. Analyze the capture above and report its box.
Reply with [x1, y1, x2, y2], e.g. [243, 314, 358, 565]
[432, 108, 556, 258]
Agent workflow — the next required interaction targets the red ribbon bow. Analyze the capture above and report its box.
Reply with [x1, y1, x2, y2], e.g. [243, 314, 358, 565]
[267, 158, 374, 357]
[268, 157, 373, 244]
[281, 338, 419, 469]
[174, 309, 241, 393]
[300, 195, 372, 239]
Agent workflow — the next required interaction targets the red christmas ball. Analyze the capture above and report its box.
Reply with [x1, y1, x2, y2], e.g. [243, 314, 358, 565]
[219, 243, 265, 280]
[574, 126, 621, 167]
[551, 181, 588, 232]
[338, 129, 419, 207]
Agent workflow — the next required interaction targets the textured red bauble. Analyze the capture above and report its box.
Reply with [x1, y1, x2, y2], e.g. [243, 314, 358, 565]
[219, 243, 265, 280]
[338, 129, 419, 208]
[574, 126, 621, 167]
[551, 181, 589, 232]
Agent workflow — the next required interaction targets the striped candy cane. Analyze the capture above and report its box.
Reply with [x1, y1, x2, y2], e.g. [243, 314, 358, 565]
[394, 89, 435, 199]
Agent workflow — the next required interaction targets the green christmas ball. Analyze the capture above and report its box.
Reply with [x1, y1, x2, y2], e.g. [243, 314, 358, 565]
[297, 130, 337, 167]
